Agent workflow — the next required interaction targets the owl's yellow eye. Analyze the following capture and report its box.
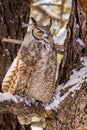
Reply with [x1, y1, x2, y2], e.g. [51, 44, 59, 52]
[34, 28, 44, 37]
[37, 29, 44, 35]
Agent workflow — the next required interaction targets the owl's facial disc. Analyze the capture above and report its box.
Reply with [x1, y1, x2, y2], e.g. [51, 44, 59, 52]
[32, 27, 51, 44]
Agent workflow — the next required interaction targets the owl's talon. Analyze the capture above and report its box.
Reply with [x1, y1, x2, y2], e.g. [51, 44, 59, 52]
[44, 110, 55, 119]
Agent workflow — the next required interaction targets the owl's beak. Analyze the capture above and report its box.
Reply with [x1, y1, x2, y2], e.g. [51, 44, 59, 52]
[42, 34, 54, 44]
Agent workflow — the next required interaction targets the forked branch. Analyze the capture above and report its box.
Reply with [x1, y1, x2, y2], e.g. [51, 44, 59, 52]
[1, 38, 64, 53]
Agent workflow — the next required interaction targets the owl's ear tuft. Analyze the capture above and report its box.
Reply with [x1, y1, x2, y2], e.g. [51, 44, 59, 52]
[46, 19, 52, 28]
[31, 17, 38, 27]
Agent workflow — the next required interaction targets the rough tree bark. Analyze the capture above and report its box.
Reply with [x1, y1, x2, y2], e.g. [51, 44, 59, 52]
[0, 0, 30, 129]
[59, 0, 87, 83]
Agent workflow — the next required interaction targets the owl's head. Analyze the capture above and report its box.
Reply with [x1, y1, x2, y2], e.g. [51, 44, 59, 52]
[31, 17, 54, 44]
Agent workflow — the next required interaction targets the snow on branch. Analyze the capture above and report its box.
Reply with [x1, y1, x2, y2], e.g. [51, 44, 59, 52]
[45, 57, 87, 110]
[0, 93, 45, 120]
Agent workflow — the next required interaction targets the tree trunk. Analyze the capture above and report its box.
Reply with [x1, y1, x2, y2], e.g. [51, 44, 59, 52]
[0, 0, 30, 129]
[59, 0, 87, 84]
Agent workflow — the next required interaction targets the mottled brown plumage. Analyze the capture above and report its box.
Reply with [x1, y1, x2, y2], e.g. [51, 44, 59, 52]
[2, 17, 57, 103]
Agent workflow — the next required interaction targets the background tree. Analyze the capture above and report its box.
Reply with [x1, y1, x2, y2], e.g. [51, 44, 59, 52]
[0, 0, 30, 129]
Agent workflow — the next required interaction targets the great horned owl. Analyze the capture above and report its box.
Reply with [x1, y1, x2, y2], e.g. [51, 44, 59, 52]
[2, 17, 57, 103]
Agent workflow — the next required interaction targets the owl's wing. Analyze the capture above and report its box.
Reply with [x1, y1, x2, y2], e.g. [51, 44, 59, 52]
[2, 57, 19, 94]
[14, 53, 30, 96]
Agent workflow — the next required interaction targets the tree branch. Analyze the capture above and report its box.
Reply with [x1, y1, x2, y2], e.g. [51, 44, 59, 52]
[21, 23, 32, 28]
[2, 38, 22, 45]
[31, 5, 60, 21]
[0, 93, 46, 118]
[33, 2, 62, 7]
[1, 38, 65, 54]
[55, 45, 64, 54]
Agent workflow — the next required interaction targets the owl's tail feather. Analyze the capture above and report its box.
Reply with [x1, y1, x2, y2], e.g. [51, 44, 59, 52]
[2, 57, 18, 94]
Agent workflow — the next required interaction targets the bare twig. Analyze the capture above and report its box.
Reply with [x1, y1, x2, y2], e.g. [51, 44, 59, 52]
[33, 2, 62, 7]
[22, 23, 32, 28]
[60, 0, 66, 27]
[2, 38, 22, 45]
[2, 38, 64, 53]
[31, 5, 60, 21]
[55, 45, 64, 54]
